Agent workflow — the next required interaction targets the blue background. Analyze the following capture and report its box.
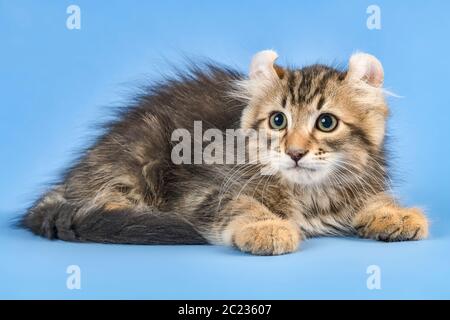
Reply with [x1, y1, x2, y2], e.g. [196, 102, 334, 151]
[1, 0, 449, 299]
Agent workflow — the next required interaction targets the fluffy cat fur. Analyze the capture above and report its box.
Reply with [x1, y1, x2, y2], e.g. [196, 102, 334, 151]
[20, 50, 429, 255]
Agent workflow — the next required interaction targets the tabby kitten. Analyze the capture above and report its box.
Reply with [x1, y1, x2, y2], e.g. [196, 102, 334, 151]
[21, 50, 429, 255]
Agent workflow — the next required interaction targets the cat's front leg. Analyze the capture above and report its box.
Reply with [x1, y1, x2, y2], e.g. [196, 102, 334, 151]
[352, 193, 428, 242]
[220, 196, 301, 255]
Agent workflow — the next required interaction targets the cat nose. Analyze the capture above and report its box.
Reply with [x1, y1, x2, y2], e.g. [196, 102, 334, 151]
[287, 148, 308, 163]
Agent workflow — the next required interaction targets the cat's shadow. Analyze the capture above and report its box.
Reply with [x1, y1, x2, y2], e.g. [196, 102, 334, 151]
[216, 236, 364, 257]
[213, 233, 445, 258]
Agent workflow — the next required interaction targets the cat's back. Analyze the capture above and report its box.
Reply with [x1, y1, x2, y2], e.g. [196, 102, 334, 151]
[126, 64, 246, 135]
[63, 64, 246, 200]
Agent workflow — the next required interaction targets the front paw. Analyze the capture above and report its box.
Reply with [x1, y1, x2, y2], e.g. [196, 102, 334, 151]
[233, 220, 300, 255]
[353, 207, 428, 242]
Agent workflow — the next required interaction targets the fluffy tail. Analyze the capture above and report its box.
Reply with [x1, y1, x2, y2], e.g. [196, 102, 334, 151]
[19, 192, 207, 245]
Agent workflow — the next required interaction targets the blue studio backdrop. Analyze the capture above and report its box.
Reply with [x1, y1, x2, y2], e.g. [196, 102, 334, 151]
[0, 0, 449, 299]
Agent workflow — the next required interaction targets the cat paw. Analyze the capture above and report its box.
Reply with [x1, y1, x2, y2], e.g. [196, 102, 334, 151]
[233, 220, 300, 255]
[353, 207, 428, 242]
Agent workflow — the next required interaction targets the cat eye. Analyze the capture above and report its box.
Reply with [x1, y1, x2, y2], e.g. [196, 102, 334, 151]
[269, 112, 287, 130]
[316, 113, 338, 132]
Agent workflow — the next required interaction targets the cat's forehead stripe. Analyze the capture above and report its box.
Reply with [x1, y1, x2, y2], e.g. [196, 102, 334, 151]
[281, 95, 287, 108]
[285, 66, 343, 108]
[317, 96, 326, 110]
[287, 72, 297, 105]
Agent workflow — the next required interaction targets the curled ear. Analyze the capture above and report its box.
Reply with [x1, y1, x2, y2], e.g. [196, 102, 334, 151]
[249, 50, 284, 81]
[347, 53, 384, 87]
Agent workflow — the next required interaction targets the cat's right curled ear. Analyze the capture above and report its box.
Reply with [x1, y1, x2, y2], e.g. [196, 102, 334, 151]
[249, 50, 284, 82]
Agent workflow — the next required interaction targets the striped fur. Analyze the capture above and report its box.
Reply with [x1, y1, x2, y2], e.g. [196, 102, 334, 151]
[20, 51, 428, 255]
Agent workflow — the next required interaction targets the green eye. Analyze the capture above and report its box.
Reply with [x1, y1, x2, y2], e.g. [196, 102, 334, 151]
[316, 113, 338, 132]
[269, 112, 287, 130]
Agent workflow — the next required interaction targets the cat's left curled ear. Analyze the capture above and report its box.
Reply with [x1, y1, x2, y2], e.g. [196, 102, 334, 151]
[249, 50, 285, 81]
[347, 52, 384, 87]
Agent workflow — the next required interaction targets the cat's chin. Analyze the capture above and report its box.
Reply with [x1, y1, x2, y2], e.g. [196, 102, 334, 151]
[279, 166, 329, 186]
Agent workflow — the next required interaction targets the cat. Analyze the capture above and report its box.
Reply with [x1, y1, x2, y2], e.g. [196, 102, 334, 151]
[20, 50, 429, 255]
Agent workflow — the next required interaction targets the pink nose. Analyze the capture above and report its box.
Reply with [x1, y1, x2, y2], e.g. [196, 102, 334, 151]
[287, 149, 308, 163]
